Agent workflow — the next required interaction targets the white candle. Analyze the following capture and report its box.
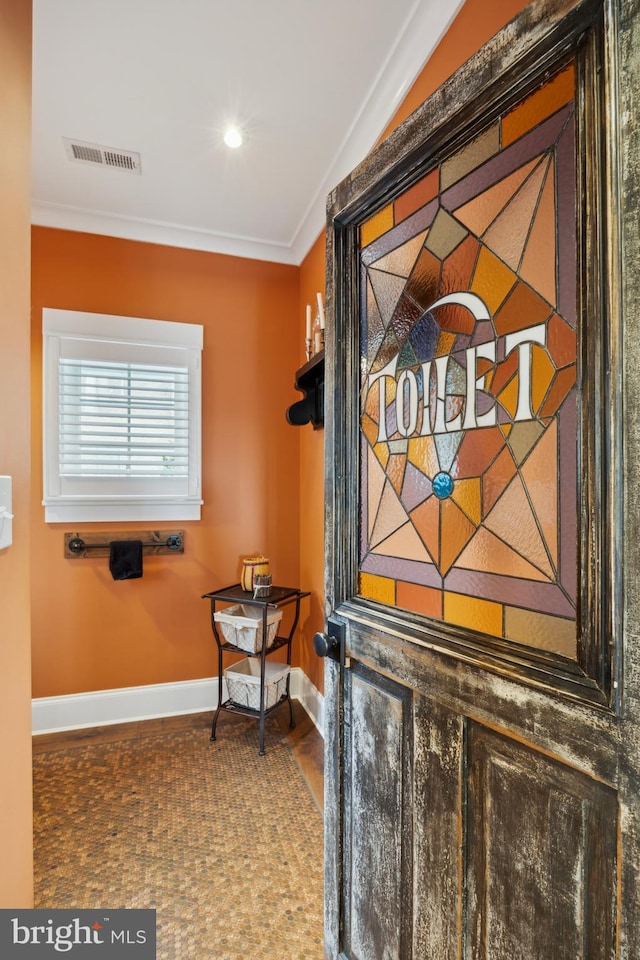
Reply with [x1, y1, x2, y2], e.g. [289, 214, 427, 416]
[317, 292, 325, 330]
[306, 304, 311, 340]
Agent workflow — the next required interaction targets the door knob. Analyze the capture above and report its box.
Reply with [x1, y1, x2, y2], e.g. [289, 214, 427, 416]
[313, 618, 349, 667]
[313, 632, 339, 658]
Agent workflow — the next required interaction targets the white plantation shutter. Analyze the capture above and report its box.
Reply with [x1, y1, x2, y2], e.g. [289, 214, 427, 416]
[58, 358, 189, 478]
[43, 309, 203, 522]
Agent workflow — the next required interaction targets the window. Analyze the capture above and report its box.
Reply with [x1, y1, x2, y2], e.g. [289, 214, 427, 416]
[43, 309, 203, 522]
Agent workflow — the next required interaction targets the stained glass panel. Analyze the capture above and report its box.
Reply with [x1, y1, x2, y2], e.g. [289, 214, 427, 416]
[358, 65, 578, 658]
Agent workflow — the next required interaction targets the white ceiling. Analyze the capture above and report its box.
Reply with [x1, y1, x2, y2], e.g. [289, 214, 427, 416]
[31, 0, 463, 265]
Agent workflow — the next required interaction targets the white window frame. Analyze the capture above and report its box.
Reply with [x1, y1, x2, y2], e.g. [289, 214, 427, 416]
[43, 308, 203, 523]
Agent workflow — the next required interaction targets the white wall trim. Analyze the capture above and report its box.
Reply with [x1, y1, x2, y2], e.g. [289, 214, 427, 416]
[30, 202, 300, 266]
[289, 667, 325, 737]
[32, 669, 324, 738]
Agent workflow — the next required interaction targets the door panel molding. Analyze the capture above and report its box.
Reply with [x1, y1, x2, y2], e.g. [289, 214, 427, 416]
[413, 696, 465, 960]
[342, 664, 414, 959]
[466, 723, 618, 959]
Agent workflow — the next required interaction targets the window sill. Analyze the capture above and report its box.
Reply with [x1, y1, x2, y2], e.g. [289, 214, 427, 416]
[43, 498, 203, 523]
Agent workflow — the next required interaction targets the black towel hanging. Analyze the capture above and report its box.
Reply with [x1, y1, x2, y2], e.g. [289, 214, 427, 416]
[109, 540, 143, 581]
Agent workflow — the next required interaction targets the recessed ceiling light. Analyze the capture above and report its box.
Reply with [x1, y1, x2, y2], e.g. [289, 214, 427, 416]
[223, 126, 243, 149]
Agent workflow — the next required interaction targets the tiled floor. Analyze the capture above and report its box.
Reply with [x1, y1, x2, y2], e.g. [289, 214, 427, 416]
[33, 704, 325, 960]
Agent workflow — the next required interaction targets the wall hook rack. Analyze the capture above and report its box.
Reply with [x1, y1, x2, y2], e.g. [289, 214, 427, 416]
[64, 530, 185, 559]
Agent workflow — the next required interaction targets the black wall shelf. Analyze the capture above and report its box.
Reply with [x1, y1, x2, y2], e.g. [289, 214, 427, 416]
[286, 349, 324, 429]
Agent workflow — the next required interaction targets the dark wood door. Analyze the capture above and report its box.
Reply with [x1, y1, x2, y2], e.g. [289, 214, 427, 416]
[320, 1, 640, 957]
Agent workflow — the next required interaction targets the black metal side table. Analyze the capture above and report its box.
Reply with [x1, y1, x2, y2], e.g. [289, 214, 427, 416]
[202, 584, 309, 756]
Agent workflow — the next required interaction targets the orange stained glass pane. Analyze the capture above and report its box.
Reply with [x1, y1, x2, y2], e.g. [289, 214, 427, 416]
[453, 157, 541, 237]
[361, 204, 394, 248]
[364, 364, 393, 424]
[359, 572, 396, 605]
[494, 281, 553, 337]
[502, 65, 575, 148]
[410, 496, 440, 570]
[395, 169, 439, 224]
[370, 481, 410, 549]
[489, 350, 518, 397]
[531, 344, 556, 414]
[539, 365, 577, 417]
[504, 606, 576, 658]
[482, 445, 518, 516]
[367, 446, 387, 540]
[484, 475, 555, 578]
[384, 369, 398, 407]
[387, 453, 407, 496]
[440, 234, 480, 296]
[547, 312, 577, 368]
[482, 158, 549, 271]
[471, 246, 517, 314]
[454, 425, 506, 477]
[440, 498, 477, 575]
[444, 591, 503, 638]
[477, 355, 495, 379]
[370, 440, 389, 470]
[520, 163, 557, 306]
[373, 231, 428, 278]
[396, 581, 443, 620]
[362, 409, 379, 443]
[436, 331, 457, 357]
[405, 247, 442, 309]
[441, 123, 501, 190]
[372, 521, 434, 565]
[455, 526, 553, 582]
[408, 435, 440, 479]
[451, 477, 482, 525]
[520, 421, 559, 569]
[432, 301, 476, 336]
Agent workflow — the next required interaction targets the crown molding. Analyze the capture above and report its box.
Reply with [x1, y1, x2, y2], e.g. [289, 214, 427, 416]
[30, 201, 300, 265]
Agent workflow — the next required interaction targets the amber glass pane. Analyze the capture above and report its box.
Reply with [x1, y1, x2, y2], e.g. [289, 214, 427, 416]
[358, 65, 578, 656]
[502, 65, 575, 147]
[361, 204, 394, 247]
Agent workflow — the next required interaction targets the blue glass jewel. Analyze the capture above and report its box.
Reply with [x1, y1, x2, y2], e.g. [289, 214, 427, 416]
[433, 471, 454, 499]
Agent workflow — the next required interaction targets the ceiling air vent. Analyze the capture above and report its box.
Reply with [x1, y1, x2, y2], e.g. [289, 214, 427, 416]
[62, 138, 141, 174]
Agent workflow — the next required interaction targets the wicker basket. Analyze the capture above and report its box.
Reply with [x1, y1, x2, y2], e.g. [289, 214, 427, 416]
[214, 604, 283, 653]
[224, 658, 290, 711]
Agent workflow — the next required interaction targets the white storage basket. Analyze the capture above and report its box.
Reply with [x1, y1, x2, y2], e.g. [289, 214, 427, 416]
[224, 658, 290, 711]
[214, 604, 283, 653]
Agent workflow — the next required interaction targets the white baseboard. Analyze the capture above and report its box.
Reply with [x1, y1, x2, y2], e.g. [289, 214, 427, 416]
[289, 667, 324, 735]
[32, 668, 324, 738]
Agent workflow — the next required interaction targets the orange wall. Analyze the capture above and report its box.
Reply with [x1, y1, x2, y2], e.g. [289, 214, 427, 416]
[31, 229, 300, 697]
[297, 0, 531, 696]
[0, 0, 34, 905]
[380, 0, 531, 141]
[297, 233, 327, 693]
